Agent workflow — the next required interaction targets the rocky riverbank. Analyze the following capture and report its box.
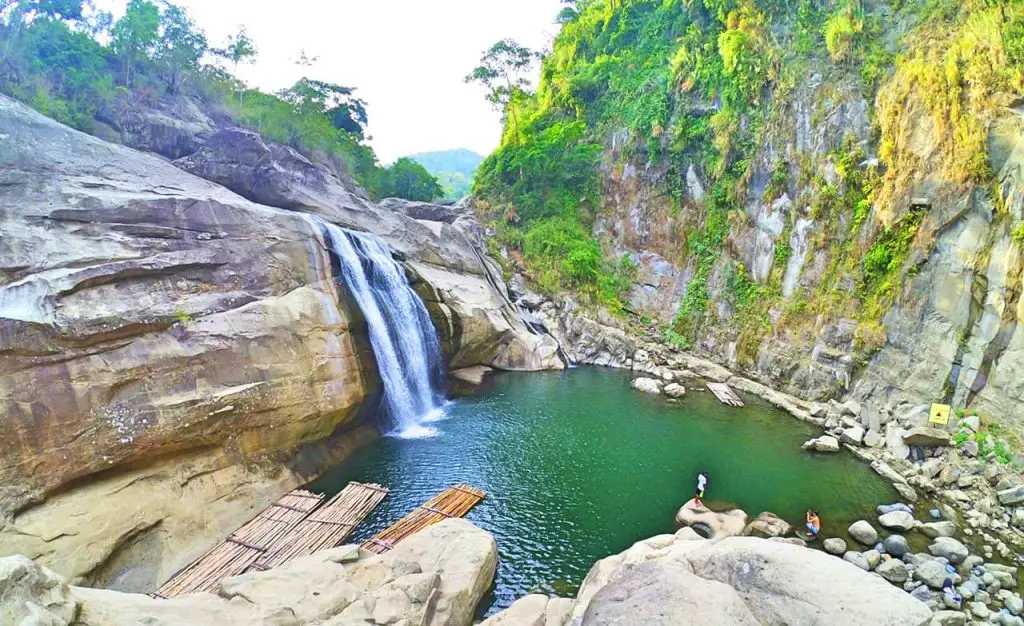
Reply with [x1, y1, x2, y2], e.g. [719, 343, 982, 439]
[5, 516, 941, 626]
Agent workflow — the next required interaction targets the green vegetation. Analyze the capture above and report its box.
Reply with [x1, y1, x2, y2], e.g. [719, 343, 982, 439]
[379, 158, 444, 202]
[407, 149, 484, 201]
[0, 0, 441, 202]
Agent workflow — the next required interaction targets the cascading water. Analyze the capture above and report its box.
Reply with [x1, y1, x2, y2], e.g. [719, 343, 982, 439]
[305, 215, 446, 438]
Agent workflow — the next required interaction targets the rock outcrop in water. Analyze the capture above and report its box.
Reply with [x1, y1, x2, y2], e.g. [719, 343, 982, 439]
[483, 527, 933, 625]
[0, 95, 558, 588]
[0, 519, 497, 626]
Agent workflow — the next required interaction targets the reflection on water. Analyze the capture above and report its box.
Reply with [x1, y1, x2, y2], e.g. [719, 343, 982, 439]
[310, 367, 896, 616]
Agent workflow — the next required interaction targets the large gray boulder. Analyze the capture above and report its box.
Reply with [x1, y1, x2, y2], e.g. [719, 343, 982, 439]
[0, 555, 78, 625]
[902, 427, 951, 447]
[928, 537, 970, 564]
[566, 535, 931, 626]
[675, 502, 748, 539]
[876, 558, 910, 584]
[879, 511, 918, 532]
[72, 519, 496, 626]
[802, 435, 841, 452]
[849, 520, 879, 545]
[920, 521, 957, 538]
[378, 197, 462, 223]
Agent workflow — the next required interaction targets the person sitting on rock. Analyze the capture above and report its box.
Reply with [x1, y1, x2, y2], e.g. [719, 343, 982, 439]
[695, 471, 708, 505]
[805, 510, 821, 538]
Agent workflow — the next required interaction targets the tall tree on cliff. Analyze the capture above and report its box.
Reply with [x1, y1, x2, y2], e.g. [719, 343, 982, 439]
[155, 2, 206, 93]
[464, 38, 538, 147]
[110, 0, 159, 87]
[215, 25, 256, 101]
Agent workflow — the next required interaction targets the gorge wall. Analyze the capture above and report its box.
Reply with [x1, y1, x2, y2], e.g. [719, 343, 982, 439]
[0, 95, 559, 590]
[472, 0, 1024, 438]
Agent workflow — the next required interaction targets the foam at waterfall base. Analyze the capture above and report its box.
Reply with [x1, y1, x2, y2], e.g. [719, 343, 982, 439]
[386, 403, 453, 439]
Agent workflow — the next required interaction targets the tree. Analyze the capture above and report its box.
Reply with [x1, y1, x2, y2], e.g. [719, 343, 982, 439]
[110, 0, 159, 87]
[383, 158, 443, 202]
[216, 25, 256, 75]
[155, 2, 206, 93]
[279, 77, 367, 137]
[215, 25, 256, 101]
[464, 39, 538, 146]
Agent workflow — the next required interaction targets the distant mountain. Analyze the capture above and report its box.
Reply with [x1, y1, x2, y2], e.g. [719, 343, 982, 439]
[406, 149, 484, 201]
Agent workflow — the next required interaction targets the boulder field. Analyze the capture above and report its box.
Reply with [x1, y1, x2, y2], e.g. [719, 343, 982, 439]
[3, 519, 936, 626]
[0, 96, 559, 589]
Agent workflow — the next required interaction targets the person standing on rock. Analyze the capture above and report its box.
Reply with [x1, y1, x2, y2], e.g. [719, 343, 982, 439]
[695, 471, 708, 505]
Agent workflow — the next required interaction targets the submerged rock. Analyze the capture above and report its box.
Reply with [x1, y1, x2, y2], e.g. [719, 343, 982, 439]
[743, 512, 792, 538]
[663, 382, 687, 398]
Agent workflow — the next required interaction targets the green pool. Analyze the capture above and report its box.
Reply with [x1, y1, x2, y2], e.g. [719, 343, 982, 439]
[310, 367, 896, 615]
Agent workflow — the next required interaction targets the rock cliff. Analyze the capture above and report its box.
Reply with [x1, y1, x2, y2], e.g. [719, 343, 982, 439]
[0, 95, 557, 589]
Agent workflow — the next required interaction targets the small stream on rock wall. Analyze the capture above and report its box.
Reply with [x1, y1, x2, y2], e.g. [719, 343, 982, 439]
[310, 367, 897, 617]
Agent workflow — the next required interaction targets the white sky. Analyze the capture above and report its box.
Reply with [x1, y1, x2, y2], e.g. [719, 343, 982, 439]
[96, 0, 563, 163]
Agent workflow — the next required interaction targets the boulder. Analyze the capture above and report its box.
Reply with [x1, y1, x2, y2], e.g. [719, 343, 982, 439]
[863, 549, 882, 570]
[877, 503, 914, 516]
[0, 555, 77, 625]
[961, 415, 981, 432]
[823, 537, 847, 555]
[920, 521, 957, 538]
[914, 559, 953, 589]
[73, 519, 497, 626]
[843, 551, 870, 571]
[883, 535, 910, 558]
[743, 512, 792, 538]
[886, 424, 911, 461]
[997, 485, 1024, 506]
[878, 511, 918, 532]
[567, 534, 930, 626]
[841, 400, 862, 417]
[877, 558, 910, 584]
[848, 520, 879, 545]
[675, 501, 748, 540]
[802, 435, 841, 453]
[479, 594, 574, 626]
[928, 537, 970, 564]
[841, 426, 866, 446]
[631, 377, 662, 394]
[902, 427, 951, 447]
[863, 430, 884, 448]
[663, 383, 687, 398]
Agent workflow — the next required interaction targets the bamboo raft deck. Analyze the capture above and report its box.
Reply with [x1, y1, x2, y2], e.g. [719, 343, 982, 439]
[361, 484, 486, 555]
[154, 489, 325, 598]
[706, 382, 744, 407]
[249, 482, 388, 571]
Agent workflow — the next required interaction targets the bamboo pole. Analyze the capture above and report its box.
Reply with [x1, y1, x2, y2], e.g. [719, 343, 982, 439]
[361, 484, 485, 555]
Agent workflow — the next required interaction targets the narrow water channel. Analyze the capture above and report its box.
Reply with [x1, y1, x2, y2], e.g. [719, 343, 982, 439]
[310, 367, 896, 615]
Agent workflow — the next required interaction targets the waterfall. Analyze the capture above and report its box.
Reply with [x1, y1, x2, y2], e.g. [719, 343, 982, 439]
[306, 216, 447, 438]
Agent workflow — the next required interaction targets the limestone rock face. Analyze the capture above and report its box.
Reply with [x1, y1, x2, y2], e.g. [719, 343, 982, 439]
[0, 96, 379, 586]
[0, 555, 78, 625]
[508, 532, 932, 626]
[13, 519, 496, 626]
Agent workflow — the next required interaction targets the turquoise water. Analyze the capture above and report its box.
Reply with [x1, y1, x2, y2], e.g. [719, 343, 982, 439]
[310, 367, 896, 615]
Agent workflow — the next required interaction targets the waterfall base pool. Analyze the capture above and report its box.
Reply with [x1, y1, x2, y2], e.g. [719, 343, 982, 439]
[310, 367, 896, 616]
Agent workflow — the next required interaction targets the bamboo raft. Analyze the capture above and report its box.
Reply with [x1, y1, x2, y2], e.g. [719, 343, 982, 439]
[153, 489, 325, 598]
[361, 484, 486, 555]
[706, 382, 744, 407]
[249, 482, 388, 572]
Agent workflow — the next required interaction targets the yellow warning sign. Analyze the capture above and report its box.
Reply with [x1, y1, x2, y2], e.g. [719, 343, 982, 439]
[929, 403, 951, 426]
